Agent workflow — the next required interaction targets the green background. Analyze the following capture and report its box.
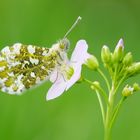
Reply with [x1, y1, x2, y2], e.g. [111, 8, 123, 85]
[0, 0, 140, 140]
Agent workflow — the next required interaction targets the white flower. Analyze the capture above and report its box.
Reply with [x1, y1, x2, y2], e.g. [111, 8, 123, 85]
[46, 40, 91, 100]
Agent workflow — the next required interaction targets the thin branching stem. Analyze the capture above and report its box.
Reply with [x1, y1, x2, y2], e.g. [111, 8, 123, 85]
[110, 96, 126, 129]
[83, 78, 109, 105]
[95, 90, 106, 126]
[97, 68, 111, 91]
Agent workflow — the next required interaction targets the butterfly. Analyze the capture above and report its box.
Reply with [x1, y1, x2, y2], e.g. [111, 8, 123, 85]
[0, 16, 82, 95]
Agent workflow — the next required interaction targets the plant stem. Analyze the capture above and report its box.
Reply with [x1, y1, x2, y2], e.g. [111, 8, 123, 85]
[110, 96, 126, 129]
[83, 78, 109, 105]
[97, 68, 111, 91]
[95, 90, 105, 125]
[83, 75, 126, 140]
[104, 83, 115, 140]
[83, 78, 93, 85]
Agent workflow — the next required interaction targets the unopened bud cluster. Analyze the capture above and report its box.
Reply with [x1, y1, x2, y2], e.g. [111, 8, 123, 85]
[101, 38, 140, 82]
[84, 38, 140, 99]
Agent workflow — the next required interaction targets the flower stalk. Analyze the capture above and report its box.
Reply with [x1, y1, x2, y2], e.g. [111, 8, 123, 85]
[83, 38, 140, 140]
[104, 82, 115, 140]
[45, 38, 140, 140]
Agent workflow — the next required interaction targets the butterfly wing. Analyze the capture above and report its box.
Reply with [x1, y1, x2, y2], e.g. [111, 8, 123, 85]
[0, 43, 57, 94]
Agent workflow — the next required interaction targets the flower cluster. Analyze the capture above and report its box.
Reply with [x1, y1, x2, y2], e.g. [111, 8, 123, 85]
[101, 39, 140, 96]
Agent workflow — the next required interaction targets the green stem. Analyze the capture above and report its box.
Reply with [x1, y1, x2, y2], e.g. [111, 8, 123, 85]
[113, 63, 118, 82]
[83, 78, 109, 105]
[83, 78, 93, 85]
[95, 90, 105, 125]
[104, 82, 125, 140]
[84, 74, 126, 140]
[97, 68, 111, 91]
[110, 96, 126, 128]
[100, 88, 110, 106]
[104, 83, 115, 140]
[114, 76, 126, 95]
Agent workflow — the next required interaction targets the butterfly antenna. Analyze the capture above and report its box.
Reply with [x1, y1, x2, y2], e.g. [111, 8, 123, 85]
[63, 16, 82, 38]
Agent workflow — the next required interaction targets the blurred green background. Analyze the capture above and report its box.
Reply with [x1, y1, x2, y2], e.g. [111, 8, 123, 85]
[0, 0, 140, 140]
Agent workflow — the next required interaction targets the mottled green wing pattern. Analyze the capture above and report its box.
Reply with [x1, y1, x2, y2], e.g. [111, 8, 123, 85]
[0, 43, 57, 94]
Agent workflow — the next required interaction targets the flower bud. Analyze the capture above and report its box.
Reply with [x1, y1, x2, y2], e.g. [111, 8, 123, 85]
[113, 38, 124, 62]
[127, 64, 135, 74]
[91, 85, 95, 90]
[135, 62, 140, 72]
[101, 45, 111, 63]
[127, 62, 140, 75]
[85, 55, 99, 70]
[123, 52, 133, 66]
[133, 83, 140, 91]
[91, 81, 101, 91]
[122, 85, 134, 97]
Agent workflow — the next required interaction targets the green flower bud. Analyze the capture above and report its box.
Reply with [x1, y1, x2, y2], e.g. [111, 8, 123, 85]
[91, 81, 101, 91]
[113, 39, 124, 62]
[135, 62, 140, 72]
[91, 85, 95, 90]
[127, 64, 135, 74]
[85, 55, 99, 70]
[122, 85, 134, 97]
[127, 62, 140, 75]
[123, 52, 133, 66]
[101, 45, 111, 63]
[133, 83, 140, 91]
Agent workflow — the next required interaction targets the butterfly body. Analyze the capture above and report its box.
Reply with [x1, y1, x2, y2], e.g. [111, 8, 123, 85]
[0, 38, 69, 94]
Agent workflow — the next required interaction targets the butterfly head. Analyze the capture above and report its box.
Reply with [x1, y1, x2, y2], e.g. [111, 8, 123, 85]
[59, 38, 70, 51]
[51, 38, 70, 53]
[51, 16, 82, 53]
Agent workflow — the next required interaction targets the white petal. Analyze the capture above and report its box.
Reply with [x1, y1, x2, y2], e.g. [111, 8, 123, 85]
[71, 40, 88, 64]
[83, 53, 92, 62]
[66, 64, 82, 90]
[65, 40, 89, 90]
[128, 86, 134, 92]
[46, 75, 66, 100]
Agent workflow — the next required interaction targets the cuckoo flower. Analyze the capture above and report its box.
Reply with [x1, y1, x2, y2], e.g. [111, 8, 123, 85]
[46, 40, 91, 100]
